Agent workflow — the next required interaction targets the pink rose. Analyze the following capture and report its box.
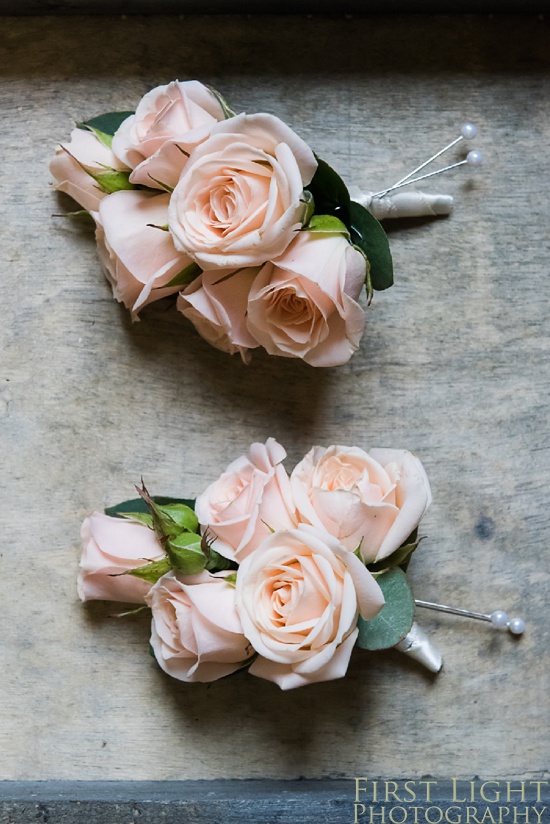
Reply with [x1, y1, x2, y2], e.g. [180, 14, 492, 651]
[112, 80, 226, 189]
[78, 512, 165, 603]
[195, 438, 296, 564]
[235, 524, 384, 690]
[146, 571, 252, 683]
[177, 267, 260, 362]
[168, 113, 317, 269]
[291, 446, 432, 563]
[96, 189, 192, 317]
[50, 128, 129, 212]
[246, 231, 366, 367]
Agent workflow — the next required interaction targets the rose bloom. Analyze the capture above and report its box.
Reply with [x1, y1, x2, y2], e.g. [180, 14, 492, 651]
[177, 267, 261, 362]
[235, 524, 384, 690]
[291, 446, 432, 563]
[50, 128, 129, 212]
[168, 113, 317, 269]
[78, 512, 165, 603]
[112, 80, 226, 190]
[146, 571, 253, 683]
[246, 231, 366, 367]
[195, 438, 296, 564]
[95, 189, 192, 317]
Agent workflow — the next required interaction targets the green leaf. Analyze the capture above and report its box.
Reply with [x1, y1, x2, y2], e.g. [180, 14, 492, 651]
[163, 262, 202, 289]
[127, 557, 172, 584]
[204, 547, 232, 572]
[356, 568, 414, 650]
[105, 496, 196, 519]
[63, 209, 95, 225]
[167, 532, 206, 575]
[349, 200, 393, 291]
[305, 157, 351, 225]
[157, 503, 199, 534]
[78, 111, 134, 138]
[304, 214, 350, 237]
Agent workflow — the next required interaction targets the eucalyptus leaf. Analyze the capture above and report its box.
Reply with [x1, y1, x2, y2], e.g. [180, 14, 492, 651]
[349, 200, 393, 291]
[167, 532, 206, 575]
[305, 157, 351, 225]
[78, 111, 134, 138]
[163, 261, 202, 289]
[304, 214, 350, 237]
[127, 557, 172, 584]
[105, 496, 196, 519]
[356, 568, 414, 650]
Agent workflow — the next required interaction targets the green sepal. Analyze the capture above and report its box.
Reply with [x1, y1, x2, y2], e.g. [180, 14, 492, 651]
[89, 167, 135, 195]
[127, 557, 172, 584]
[206, 86, 235, 119]
[356, 568, 415, 650]
[349, 200, 393, 291]
[305, 157, 351, 225]
[300, 189, 315, 226]
[367, 529, 424, 574]
[63, 209, 95, 226]
[204, 547, 232, 572]
[120, 511, 154, 527]
[167, 532, 206, 575]
[77, 111, 134, 139]
[163, 261, 202, 290]
[304, 214, 350, 237]
[223, 572, 238, 587]
[156, 503, 198, 534]
[105, 496, 196, 519]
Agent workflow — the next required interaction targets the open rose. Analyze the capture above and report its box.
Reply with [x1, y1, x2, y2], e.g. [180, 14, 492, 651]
[168, 113, 317, 269]
[246, 231, 366, 367]
[177, 267, 261, 362]
[96, 189, 192, 317]
[291, 446, 432, 563]
[50, 128, 129, 212]
[78, 512, 165, 603]
[112, 80, 226, 189]
[235, 524, 384, 690]
[146, 571, 253, 683]
[195, 438, 296, 564]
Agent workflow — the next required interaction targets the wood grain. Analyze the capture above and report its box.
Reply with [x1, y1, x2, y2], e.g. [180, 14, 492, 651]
[0, 14, 548, 782]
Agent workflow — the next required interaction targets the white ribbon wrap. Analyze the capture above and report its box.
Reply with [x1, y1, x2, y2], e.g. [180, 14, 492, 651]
[350, 188, 454, 220]
[394, 622, 443, 673]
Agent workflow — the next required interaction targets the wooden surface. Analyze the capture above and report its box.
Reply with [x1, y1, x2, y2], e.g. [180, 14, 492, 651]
[0, 15, 549, 782]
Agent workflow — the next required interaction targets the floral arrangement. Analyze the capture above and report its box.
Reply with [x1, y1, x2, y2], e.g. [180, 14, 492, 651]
[51, 80, 394, 367]
[79, 439, 433, 690]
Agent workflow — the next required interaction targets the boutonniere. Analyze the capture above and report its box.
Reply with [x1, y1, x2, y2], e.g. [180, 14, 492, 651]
[51, 80, 480, 367]
[79, 439, 520, 691]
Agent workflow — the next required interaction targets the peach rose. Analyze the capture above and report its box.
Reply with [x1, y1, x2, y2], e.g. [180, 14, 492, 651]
[168, 113, 317, 269]
[195, 438, 296, 564]
[177, 267, 260, 362]
[146, 571, 253, 683]
[291, 446, 432, 563]
[112, 80, 226, 189]
[78, 512, 165, 603]
[96, 189, 192, 317]
[50, 128, 129, 212]
[246, 231, 366, 367]
[235, 524, 384, 690]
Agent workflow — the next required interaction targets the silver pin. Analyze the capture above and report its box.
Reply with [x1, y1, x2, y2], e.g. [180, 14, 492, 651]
[415, 600, 525, 636]
[373, 123, 481, 199]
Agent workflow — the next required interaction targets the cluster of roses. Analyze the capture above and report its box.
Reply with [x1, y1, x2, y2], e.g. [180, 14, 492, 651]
[79, 439, 432, 690]
[50, 80, 376, 367]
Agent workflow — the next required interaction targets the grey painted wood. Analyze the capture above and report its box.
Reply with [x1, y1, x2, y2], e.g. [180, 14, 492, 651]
[0, 13, 548, 785]
[1, 781, 549, 823]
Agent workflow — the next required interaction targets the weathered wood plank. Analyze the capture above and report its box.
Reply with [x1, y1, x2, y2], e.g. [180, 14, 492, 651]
[0, 14, 548, 783]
